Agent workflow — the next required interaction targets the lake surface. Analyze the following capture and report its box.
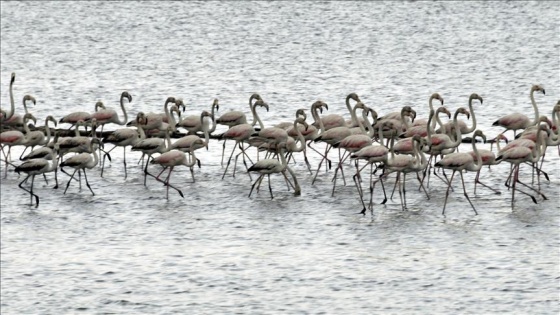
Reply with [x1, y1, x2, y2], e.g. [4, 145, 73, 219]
[1, 1, 559, 314]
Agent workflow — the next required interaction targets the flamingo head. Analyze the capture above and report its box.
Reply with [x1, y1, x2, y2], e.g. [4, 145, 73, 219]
[122, 91, 133, 102]
[431, 93, 444, 106]
[254, 100, 269, 112]
[473, 129, 486, 143]
[95, 101, 106, 111]
[10, 72, 15, 84]
[23, 95, 36, 105]
[47, 115, 58, 128]
[455, 107, 470, 120]
[469, 93, 483, 104]
[174, 98, 186, 112]
[347, 92, 361, 103]
[531, 84, 545, 95]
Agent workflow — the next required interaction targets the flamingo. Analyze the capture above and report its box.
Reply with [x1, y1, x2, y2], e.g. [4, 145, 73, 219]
[60, 138, 103, 195]
[2, 94, 35, 132]
[170, 111, 213, 182]
[317, 92, 361, 130]
[59, 101, 106, 132]
[350, 120, 393, 214]
[14, 143, 60, 207]
[495, 123, 548, 209]
[469, 134, 508, 195]
[149, 147, 198, 199]
[311, 99, 366, 185]
[1, 113, 37, 177]
[127, 96, 184, 132]
[331, 103, 377, 196]
[131, 126, 173, 185]
[371, 134, 428, 213]
[101, 112, 147, 179]
[220, 99, 268, 179]
[410, 93, 445, 127]
[423, 107, 469, 187]
[176, 98, 219, 135]
[216, 93, 262, 128]
[88, 91, 131, 132]
[434, 129, 487, 215]
[18, 115, 57, 160]
[493, 84, 545, 138]
[437, 93, 482, 136]
[248, 142, 301, 199]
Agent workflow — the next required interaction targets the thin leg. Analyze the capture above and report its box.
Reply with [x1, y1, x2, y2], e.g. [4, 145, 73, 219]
[82, 170, 95, 196]
[459, 171, 477, 215]
[442, 170, 456, 215]
[18, 175, 39, 207]
[267, 174, 274, 199]
[64, 169, 79, 194]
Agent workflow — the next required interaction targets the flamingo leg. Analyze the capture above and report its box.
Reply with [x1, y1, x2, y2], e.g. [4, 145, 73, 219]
[249, 174, 265, 198]
[18, 174, 39, 207]
[442, 170, 457, 215]
[416, 172, 430, 200]
[222, 141, 239, 179]
[474, 169, 501, 195]
[459, 171, 477, 215]
[267, 174, 274, 199]
[82, 170, 95, 196]
[63, 169, 79, 194]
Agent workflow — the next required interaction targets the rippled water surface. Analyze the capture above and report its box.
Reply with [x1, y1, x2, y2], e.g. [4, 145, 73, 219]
[1, 1, 559, 314]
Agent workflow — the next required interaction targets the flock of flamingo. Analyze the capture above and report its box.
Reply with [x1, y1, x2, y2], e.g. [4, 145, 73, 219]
[1, 72, 559, 215]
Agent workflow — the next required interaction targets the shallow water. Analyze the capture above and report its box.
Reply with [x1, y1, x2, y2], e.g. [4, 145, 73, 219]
[1, 1, 559, 314]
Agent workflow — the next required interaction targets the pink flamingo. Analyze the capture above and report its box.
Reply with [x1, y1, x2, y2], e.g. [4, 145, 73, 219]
[434, 130, 487, 215]
[176, 98, 219, 135]
[495, 123, 549, 209]
[220, 99, 268, 180]
[493, 84, 545, 138]
[60, 138, 103, 196]
[0, 73, 16, 124]
[468, 134, 508, 195]
[1, 113, 36, 177]
[150, 147, 198, 199]
[88, 91, 131, 132]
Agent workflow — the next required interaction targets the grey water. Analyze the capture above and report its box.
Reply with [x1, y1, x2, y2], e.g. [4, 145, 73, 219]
[1, 1, 559, 314]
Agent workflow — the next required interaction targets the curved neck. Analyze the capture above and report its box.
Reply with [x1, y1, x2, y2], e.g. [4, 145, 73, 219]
[471, 136, 482, 170]
[253, 104, 264, 130]
[22, 98, 31, 114]
[164, 129, 172, 151]
[186, 148, 198, 168]
[292, 119, 306, 153]
[311, 103, 325, 133]
[169, 108, 179, 131]
[434, 110, 446, 132]
[22, 116, 32, 135]
[451, 111, 463, 147]
[428, 96, 435, 112]
[426, 109, 436, 142]
[362, 110, 375, 138]
[376, 120, 386, 145]
[529, 89, 540, 126]
[43, 117, 53, 144]
[117, 94, 129, 125]
[249, 95, 258, 127]
[209, 102, 218, 134]
[89, 144, 99, 169]
[400, 109, 412, 129]
[465, 97, 477, 133]
[202, 117, 210, 145]
[163, 99, 172, 126]
[346, 94, 358, 125]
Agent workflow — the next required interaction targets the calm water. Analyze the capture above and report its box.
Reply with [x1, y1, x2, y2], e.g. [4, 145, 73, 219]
[1, 1, 559, 314]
